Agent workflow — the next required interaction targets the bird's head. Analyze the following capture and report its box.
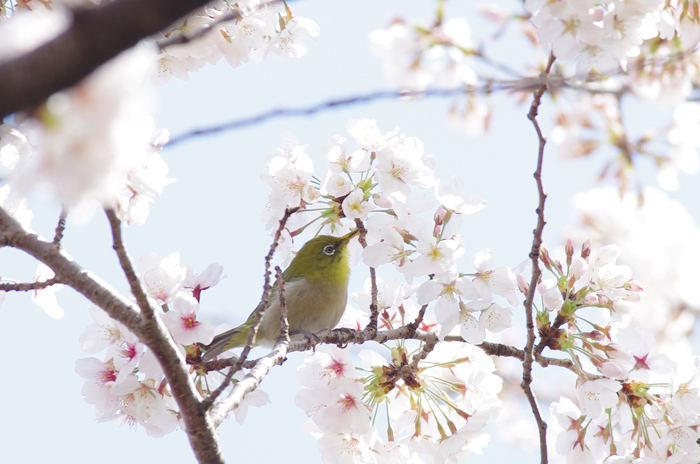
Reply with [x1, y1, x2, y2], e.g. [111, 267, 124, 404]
[284, 229, 360, 285]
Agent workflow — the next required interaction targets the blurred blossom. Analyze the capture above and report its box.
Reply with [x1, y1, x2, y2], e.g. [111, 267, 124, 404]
[569, 187, 700, 348]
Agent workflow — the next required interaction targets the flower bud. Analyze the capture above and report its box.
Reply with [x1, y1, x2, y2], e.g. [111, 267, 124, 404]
[565, 239, 574, 267]
[581, 240, 591, 260]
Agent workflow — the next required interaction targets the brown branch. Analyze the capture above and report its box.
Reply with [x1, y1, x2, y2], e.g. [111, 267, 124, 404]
[105, 208, 156, 318]
[354, 219, 379, 338]
[275, 266, 290, 344]
[201, 265, 291, 411]
[201, 206, 299, 412]
[522, 52, 556, 464]
[0, 206, 225, 464]
[409, 332, 438, 371]
[234, 206, 299, 368]
[0, 0, 214, 119]
[165, 77, 633, 147]
[406, 304, 429, 336]
[206, 265, 292, 423]
[0, 276, 62, 292]
[52, 208, 68, 247]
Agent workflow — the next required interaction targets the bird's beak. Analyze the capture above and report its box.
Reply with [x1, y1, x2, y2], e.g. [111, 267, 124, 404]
[339, 228, 360, 247]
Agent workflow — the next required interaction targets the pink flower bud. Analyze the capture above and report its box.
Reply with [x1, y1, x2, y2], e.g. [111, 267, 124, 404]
[565, 239, 574, 266]
[434, 205, 447, 225]
[581, 240, 591, 260]
[372, 192, 393, 208]
[516, 274, 529, 294]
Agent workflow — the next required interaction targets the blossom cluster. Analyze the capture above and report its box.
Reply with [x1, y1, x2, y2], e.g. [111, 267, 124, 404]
[257, 118, 522, 461]
[295, 344, 502, 464]
[525, 0, 700, 75]
[261, 118, 519, 343]
[1, 0, 319, 85]
[153, 0, 319, 83]
[569, 187, 700, 350]
[534, 240, 700, 462]
[370, 17, 477, 91]
[368, 2, 700, 192]
[368, 11, 492, 135]
[74, 253, 267, 435]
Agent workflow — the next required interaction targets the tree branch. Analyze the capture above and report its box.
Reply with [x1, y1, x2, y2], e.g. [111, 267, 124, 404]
[52, 208, 68, 247]
[105, 208, 156, 318]
[0, 206, 225, 464]
[522, 53, 556, 464]
[208, 338, 289, 427]
[0, 0, 213, 119]
[0, 277, 62, 292]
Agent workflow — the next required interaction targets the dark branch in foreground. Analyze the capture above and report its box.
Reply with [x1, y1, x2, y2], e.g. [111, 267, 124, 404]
[0, 0, 212, 119]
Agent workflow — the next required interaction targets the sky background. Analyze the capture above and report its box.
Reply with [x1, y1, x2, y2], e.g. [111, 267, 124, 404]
[3, 1, 700, 463]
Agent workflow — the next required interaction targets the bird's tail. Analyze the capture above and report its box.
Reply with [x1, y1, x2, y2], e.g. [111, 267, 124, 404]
[201, 326, 249, 361]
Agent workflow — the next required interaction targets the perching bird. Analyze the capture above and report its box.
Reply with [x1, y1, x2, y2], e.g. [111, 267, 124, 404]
[202, 229, 359, 360]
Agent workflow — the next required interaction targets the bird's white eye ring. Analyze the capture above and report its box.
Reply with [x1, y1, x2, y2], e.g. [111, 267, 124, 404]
[323, 244, 336, 256]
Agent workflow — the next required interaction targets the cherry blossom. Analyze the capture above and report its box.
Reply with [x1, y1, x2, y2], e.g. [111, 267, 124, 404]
[162, 293, 214, 346]
[434, 176, 486, 215]
[138, 252, 187, 304]
[375, 136, 435, 202]
[263, 16, 320, 60]
[75, 357, 120, 417]
[471, 249, 519, 306]
[183, 262, 226, 302]
[577, 379, 622, 419]
[341, 188, 373, 221]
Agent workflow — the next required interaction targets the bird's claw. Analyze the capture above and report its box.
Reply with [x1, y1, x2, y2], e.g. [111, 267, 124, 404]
[291, 330, 322, 353]
[331, 328, 357, 349]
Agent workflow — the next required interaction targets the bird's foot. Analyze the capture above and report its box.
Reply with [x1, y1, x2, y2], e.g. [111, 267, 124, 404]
[331, 328, 358, 348]
[291, 330, 322, 352]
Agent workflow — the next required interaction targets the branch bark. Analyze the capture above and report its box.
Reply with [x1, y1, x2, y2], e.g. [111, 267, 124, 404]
[522, 53, 556, 464]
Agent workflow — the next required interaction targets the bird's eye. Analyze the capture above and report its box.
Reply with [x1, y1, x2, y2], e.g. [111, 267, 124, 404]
[322, 244, 336, 256]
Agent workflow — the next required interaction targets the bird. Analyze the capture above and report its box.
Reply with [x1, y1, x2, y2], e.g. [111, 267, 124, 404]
[202, 229, 359, 360]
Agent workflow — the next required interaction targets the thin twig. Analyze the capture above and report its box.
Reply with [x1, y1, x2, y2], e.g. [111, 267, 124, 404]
[52, 208, 68, 247]
[207, 266, 292, 418]
[523, 52, 556, 464]
[203, 206, 300, 409]
[165, 75, 641, 147]
[275, 266, 290, 344]
[105, 208, 155, 319]
[201, 327, 574, 373]
[408, 333, 438, 371]
[354, 219, 379, 338]
[0, 277, 62, 292]
[166, 88, 467, 146]
[208, 335, 289, 427]
[406, 304, 429, 336]
[236, 206, 299, 365]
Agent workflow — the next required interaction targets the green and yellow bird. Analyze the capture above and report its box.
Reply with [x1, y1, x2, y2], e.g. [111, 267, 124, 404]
[202, 229, 359, 360]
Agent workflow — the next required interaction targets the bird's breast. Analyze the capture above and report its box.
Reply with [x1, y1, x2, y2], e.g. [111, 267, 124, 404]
[285, 278, 348, 332]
